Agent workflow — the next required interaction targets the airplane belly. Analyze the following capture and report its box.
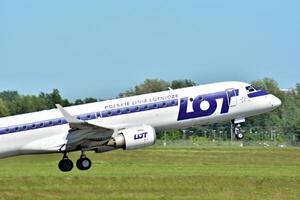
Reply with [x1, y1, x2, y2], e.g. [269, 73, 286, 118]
[0, 134, 21, 158]
[0, 125, 68, 158]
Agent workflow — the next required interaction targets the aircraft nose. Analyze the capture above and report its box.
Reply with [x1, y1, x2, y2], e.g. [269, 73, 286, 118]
[271, 95, 282, 108]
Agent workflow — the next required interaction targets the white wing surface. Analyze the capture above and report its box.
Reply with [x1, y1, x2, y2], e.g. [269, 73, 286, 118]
[56, 104, 114, 151]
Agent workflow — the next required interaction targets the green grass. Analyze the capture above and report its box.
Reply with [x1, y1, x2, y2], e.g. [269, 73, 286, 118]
[0, 146, 299, 200]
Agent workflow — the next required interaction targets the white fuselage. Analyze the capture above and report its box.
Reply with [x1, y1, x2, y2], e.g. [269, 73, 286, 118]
[0, 81, 281, 158]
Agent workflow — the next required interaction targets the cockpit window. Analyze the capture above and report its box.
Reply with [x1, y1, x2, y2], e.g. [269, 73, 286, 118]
[251, 85, 260, 91]
[246, 85, 256, 93]
[246, 85, 261, 93]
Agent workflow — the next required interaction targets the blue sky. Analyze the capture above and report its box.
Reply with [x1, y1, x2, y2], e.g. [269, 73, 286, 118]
[0, 1, 299, 100]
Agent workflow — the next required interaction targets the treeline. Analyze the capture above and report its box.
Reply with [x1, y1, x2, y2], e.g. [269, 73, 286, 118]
[0, 89, 101, 117]
[0, 78, 299, 142]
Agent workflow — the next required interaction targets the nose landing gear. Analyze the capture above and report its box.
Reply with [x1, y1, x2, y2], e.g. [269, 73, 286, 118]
[234, 124, 244, 140]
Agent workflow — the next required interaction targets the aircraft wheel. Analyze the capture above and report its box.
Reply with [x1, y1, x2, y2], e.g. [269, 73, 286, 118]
[235, 132, 244, 140]
[234, 123, 244, 140]
[58, 158, 74, 172]
[76, 157, 92, 170]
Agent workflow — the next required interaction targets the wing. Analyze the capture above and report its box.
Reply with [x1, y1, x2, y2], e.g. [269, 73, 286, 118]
[56, 104, 114, 151]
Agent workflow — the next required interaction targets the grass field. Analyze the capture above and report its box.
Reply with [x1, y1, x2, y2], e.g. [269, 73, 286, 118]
[0, 146, 299, 200]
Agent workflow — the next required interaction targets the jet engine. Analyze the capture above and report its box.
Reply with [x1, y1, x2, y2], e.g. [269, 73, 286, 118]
[107, 125, 156, 150]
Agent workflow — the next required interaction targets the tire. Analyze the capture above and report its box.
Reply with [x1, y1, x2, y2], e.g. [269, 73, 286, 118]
[58, 159, 73, 172]
[76, 157, 92, 170]
[235, 133, 244, 140]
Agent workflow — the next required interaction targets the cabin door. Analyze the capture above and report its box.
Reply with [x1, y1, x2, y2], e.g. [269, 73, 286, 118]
[226, 88, 237, 107]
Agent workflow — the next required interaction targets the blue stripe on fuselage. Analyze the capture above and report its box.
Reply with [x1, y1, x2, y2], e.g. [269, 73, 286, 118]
[247, 90, 269, 98]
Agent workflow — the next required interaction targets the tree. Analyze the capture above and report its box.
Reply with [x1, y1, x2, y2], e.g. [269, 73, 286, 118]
[0, 99, 10, 117]
[295, 115, 300, 141]
[170, 79, 196, 89]
[84, 97, 98, 103]
[120, 79, 170, 97]
[39, 89, 71, 108]
[134, 79, 170, 95]
[119, 79, 196, 97]
[74, 99, 84, 105]
[0, 91, 19, 102]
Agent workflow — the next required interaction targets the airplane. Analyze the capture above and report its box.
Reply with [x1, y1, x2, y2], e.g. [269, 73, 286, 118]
[0, 81, 281, 172]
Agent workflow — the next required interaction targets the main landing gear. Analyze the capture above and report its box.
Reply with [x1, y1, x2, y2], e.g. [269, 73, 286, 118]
[58, 151, 92, 172]
[233, 123, 244, 140]
[58, 153, 73, 172]
[76, 152, 92, 171]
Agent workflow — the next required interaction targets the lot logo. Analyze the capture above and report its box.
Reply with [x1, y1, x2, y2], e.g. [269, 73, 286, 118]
[177, 90, 238, 121]
[134, 132, 148, 140]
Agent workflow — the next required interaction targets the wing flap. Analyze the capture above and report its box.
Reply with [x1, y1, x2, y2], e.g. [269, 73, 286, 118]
[56, 104, 114, 151]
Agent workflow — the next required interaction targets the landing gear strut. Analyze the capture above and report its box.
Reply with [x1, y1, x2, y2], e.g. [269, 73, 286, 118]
[234, 123, 244, 140]
[58, 153, 74, 172]
[76, 151, 92, 171]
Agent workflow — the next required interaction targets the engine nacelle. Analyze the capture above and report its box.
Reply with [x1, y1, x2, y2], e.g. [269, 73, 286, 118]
[109, 125, 156, 150]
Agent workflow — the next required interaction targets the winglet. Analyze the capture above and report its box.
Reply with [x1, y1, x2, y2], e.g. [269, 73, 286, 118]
[56, 104, 82, 123]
